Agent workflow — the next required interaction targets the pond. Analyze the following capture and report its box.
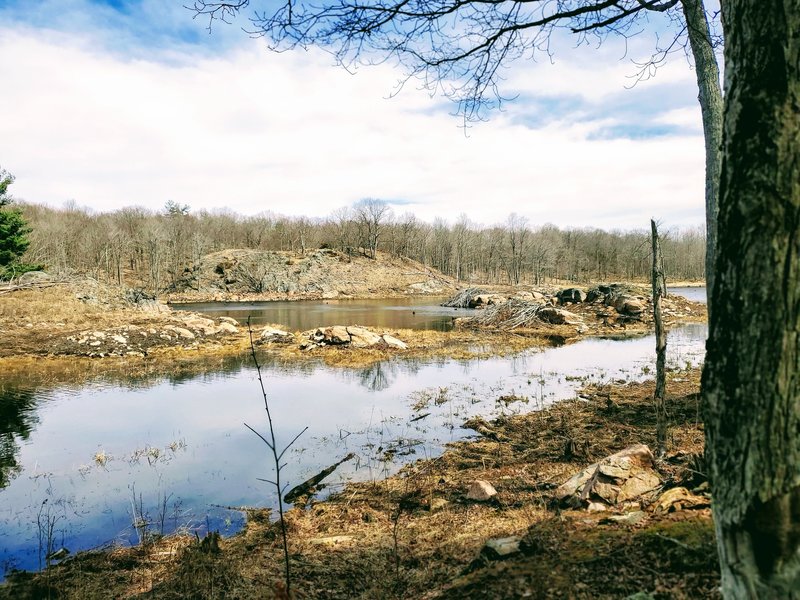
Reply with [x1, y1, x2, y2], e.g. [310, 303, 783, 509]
[172, 297, 474, 331]
[669, 286, 707, 304]
[0, 320, 707, 578]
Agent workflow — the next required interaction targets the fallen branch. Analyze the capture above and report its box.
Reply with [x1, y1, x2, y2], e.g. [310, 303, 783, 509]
[284, 453, 356, 504]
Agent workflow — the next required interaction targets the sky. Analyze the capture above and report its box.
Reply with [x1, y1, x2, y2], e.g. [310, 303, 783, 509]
[0, 0, 716, 230]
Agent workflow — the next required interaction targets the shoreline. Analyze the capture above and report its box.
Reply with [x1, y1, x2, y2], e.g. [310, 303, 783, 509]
[1, 368, 718, 599]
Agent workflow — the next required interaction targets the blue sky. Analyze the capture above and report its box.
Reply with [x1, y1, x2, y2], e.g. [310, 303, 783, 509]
[0, 0, 713, 230]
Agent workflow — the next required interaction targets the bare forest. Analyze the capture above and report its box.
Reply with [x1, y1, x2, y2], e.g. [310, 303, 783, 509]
[19, 199, 706, 292]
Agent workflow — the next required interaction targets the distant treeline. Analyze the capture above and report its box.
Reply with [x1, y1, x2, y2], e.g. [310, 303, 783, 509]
[19, 199, 705, 291]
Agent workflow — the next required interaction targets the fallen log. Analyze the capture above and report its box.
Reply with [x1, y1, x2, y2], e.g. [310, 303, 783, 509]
[284, 453, 355, 504]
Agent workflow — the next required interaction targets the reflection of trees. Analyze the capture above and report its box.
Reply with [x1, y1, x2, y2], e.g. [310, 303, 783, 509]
[0, 387, 39, 488]
[357, 362, 396, 392]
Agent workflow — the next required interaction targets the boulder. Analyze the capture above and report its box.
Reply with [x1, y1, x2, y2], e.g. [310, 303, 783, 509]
[557, 288, 586, 304]
[346, 326, 383, 348]
[538, 307, 583, 325]
[260, 326, 294, 344]
[481, 536, 522, 560]
[613, 295, 646, 316]
[322, 326, 351, 345]
[382, 334, 408, 350]
[466, 480, 498, 501]
[556, 444, 661, 506]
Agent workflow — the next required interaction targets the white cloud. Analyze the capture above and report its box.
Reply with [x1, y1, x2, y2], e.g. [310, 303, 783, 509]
[0, 27, 706, 230]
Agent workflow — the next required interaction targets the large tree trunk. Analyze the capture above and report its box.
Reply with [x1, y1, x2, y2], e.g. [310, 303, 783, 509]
[702, 1, 800, 597]
[680, 0, 724, 314]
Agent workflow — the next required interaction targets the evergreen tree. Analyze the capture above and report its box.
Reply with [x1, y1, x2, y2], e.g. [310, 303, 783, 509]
[0, 169, 36, 279]
[0, 210, 31, 268]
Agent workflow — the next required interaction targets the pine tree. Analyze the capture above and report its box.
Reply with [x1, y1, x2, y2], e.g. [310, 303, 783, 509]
[0, 169, 36, 279]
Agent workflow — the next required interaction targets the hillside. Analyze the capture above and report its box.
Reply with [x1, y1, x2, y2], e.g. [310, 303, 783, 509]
[166, 248, 457, 302]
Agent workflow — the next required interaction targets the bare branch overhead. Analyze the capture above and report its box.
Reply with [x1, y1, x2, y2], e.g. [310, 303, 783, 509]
[188, 0, 720, 121]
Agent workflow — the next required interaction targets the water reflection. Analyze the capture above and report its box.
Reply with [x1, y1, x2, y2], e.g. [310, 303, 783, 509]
[174, 297, 473, 331]
[0, 387, 40, 489]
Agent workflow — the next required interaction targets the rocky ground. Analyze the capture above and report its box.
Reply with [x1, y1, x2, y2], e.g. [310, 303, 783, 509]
[449, 283, 706, 336]
[0, 369, 719, 599]
[165, 249, 457, 302]
[0, 279, 247, 360]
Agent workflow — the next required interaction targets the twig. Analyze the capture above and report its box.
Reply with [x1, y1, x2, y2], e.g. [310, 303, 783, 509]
[247, 317, 306, 597]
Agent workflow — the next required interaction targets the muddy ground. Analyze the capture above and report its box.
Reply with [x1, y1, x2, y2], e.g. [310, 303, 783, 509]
[0, 369, 719, 599]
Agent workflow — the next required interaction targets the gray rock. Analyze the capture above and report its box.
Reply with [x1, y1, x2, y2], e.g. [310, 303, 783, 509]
[538, 307, 583, 325]
[260, 326, 294, 344]
[558, 288, 586, 304]
[467, 480, 498, 501]
[382, 334, 408, 350]
[556, 444, 661, 506]
[482, 536, 522, 559]
[347, 326, 383, 348]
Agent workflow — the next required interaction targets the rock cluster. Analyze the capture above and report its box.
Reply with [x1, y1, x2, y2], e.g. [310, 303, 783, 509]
[60, 315, 239, 358]
[300, 325, 407, 350]
[446, 282, 660, 331]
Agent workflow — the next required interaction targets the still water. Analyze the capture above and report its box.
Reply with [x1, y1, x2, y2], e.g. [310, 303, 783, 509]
[670, 286, 707, 304]
[0, 290, 707, 577]
[173, 297, 472, 331]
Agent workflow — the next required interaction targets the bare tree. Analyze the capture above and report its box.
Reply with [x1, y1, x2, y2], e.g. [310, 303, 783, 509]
[353, 198, 392, 259]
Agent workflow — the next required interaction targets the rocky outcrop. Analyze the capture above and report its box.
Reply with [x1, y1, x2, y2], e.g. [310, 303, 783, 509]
[300, 326, 407, 350]
[168, 249, 457, 302]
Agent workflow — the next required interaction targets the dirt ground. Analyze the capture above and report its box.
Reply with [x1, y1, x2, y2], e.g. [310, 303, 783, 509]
[0, 369, 719, 599]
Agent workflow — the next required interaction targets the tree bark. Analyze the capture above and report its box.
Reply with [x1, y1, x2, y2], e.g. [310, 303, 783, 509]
[680, 0, 724, 315]
[651, 219, 668, 456]
[702, 1, 800, 597]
